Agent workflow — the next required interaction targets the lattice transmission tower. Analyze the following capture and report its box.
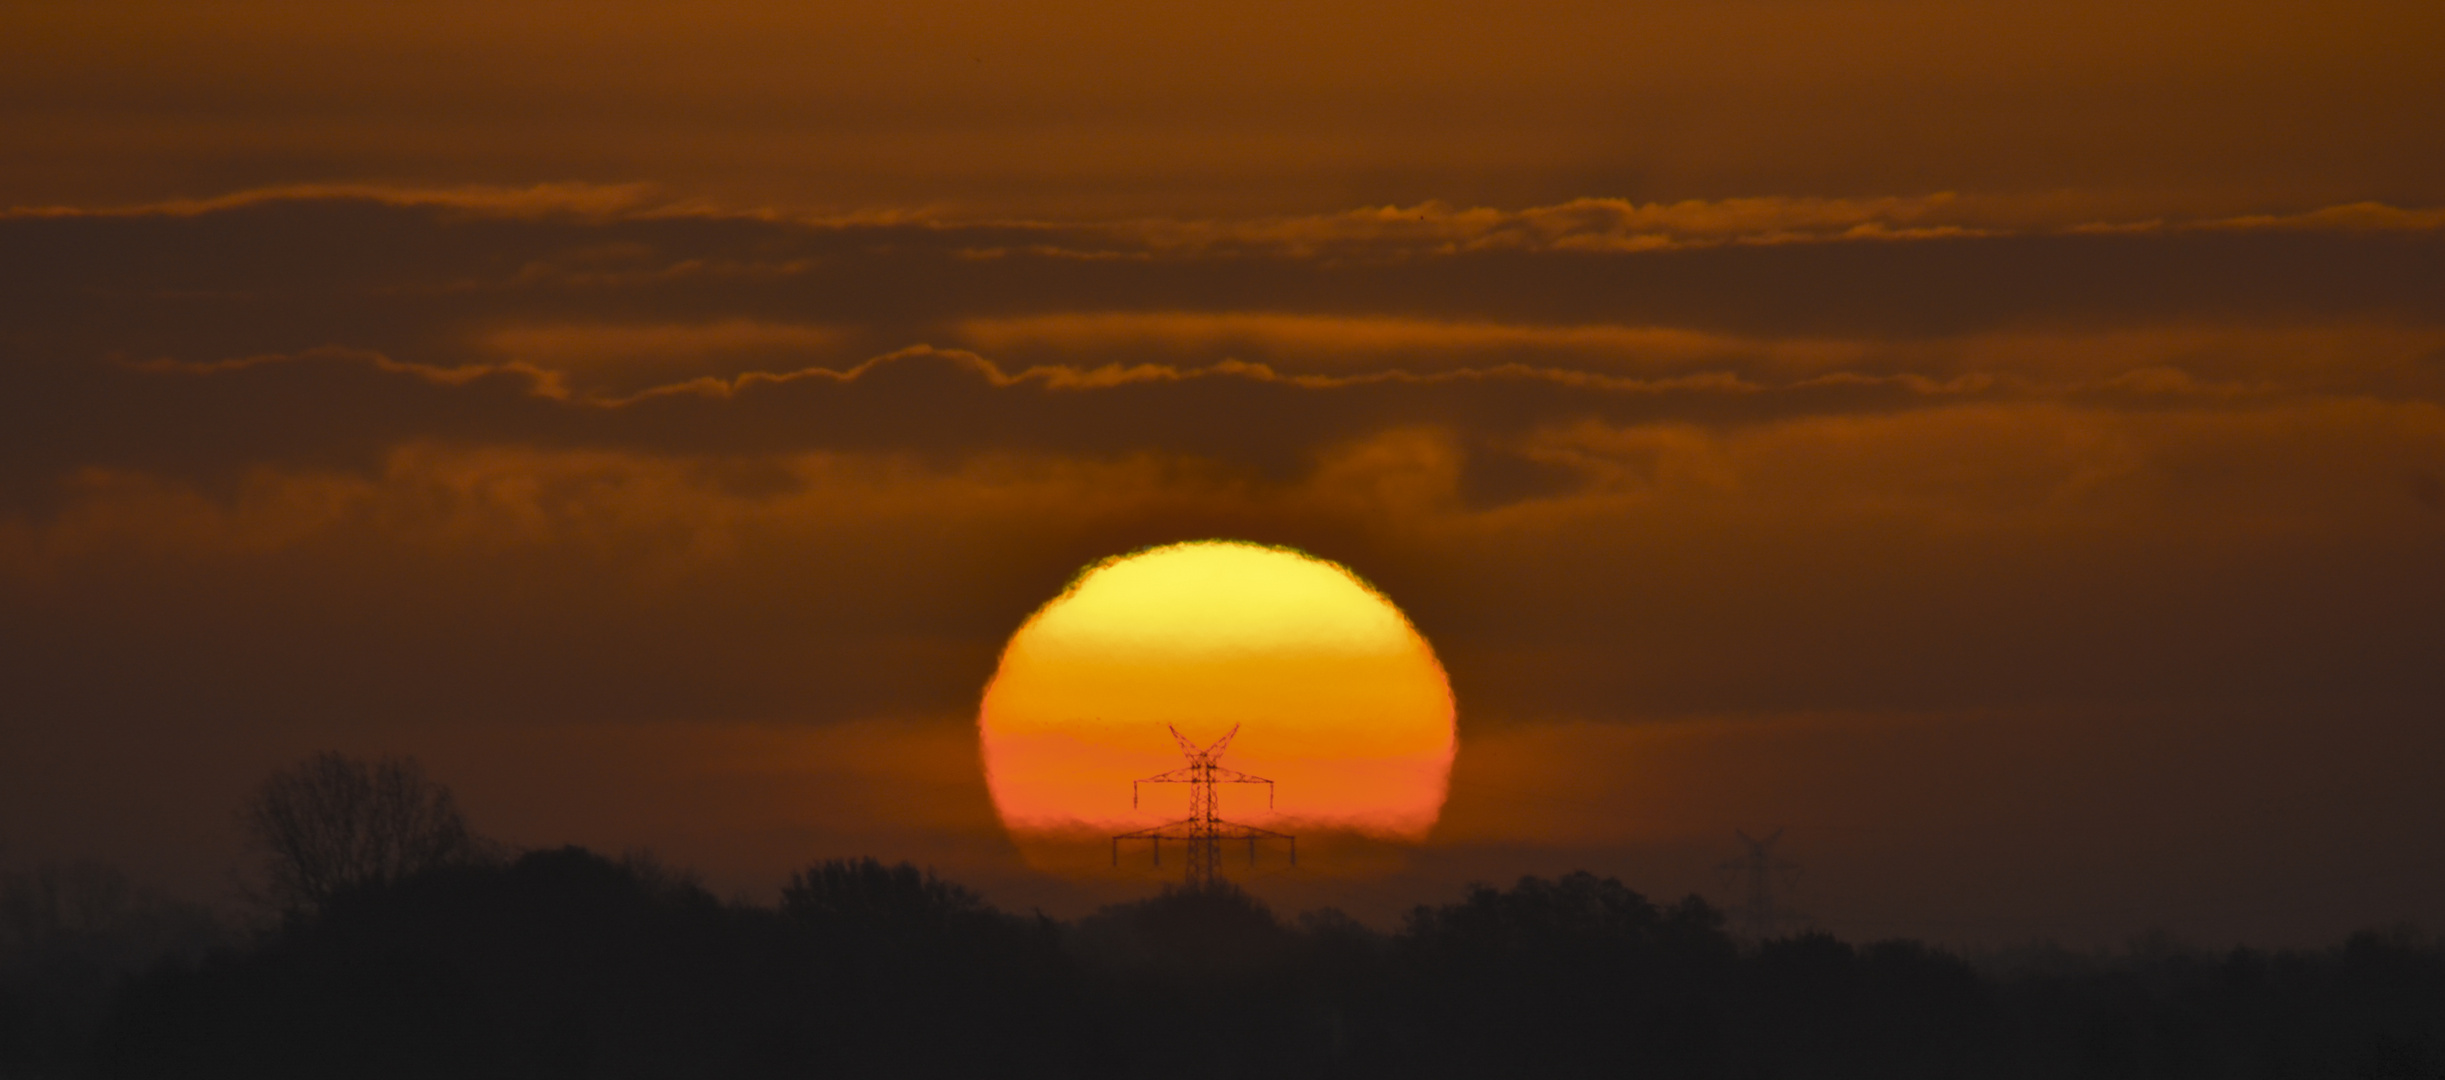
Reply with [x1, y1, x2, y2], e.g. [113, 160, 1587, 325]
[1718, 827, 1806, 939]
[1111, 725, 1295, 889]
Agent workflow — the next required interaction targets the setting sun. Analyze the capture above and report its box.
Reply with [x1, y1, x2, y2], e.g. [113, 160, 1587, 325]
[978, 541, 1457, 847]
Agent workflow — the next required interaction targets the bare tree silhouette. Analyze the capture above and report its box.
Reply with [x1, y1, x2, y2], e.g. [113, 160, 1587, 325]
[238, 752, 479, 915]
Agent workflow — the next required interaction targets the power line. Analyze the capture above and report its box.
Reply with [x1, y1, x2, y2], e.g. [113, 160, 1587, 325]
[1112, 725, 1295, 889]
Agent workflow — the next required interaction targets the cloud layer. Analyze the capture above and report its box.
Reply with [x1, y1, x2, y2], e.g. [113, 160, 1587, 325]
[5, 190, 2443, 942]
[6, 1, 2441, 216]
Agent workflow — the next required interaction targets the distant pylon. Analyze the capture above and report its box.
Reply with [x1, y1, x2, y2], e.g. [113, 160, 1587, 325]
[1717, 828, 1805, 939]
[1112, 725, 1295, 889]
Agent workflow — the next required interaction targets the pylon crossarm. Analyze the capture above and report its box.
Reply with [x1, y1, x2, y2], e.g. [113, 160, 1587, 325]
[1205, 768, 1275, 806]
[1132, 771, 1198, 806]
[1113, 819, 1203, 840]
[1208, 820, 1293, 840]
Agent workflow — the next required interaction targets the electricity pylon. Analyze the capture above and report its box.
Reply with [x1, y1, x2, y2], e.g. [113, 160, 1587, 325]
[1112, 724, 1295, 889]
[1718, 827, 1805, 939]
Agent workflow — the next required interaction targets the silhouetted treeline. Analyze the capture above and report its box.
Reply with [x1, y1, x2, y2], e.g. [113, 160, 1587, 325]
[6, 851, 2444, 1078]
[0, 862, 227, 1076]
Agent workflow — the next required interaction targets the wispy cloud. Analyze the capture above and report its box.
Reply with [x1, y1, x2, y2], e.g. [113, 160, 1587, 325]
[3, 182, 669, 221]
[954, 312, 1873, 370]
[17, 181, 2443, 251]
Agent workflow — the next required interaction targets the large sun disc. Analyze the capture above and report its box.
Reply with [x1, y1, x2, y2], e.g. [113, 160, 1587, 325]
[979, 540, 1456, 848]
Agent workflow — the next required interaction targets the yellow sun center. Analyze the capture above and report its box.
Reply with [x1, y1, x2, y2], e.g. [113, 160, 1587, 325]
[978, 540, 1456, 849]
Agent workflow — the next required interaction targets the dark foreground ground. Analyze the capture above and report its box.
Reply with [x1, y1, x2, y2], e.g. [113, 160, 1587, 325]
[5, 849, 2442, 1078]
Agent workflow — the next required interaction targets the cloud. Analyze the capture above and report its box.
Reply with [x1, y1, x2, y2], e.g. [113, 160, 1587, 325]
[2205, 201, 2445, 233]
[7, 0, 2439, 221]
[2, 182, 670, 221]
[10, 193, 2441, 383]
[16, 180, 2445, 253]
[1048, 194, 1990, 258]
[19, 321, 2441, 503]
[481, 320, 843, 360]
[11, 381, 2441, 714]
[954, 312, 1871, 371]
[476, 320, 851, 394]
[51, 337, 2292, 534]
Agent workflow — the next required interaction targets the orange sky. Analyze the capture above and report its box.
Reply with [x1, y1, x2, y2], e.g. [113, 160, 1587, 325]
[5, 0, 2441, 215]
[2, 0, 2442, 945]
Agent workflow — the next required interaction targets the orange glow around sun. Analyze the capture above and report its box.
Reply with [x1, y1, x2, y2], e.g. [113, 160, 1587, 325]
[979, 540, 1457, 846]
